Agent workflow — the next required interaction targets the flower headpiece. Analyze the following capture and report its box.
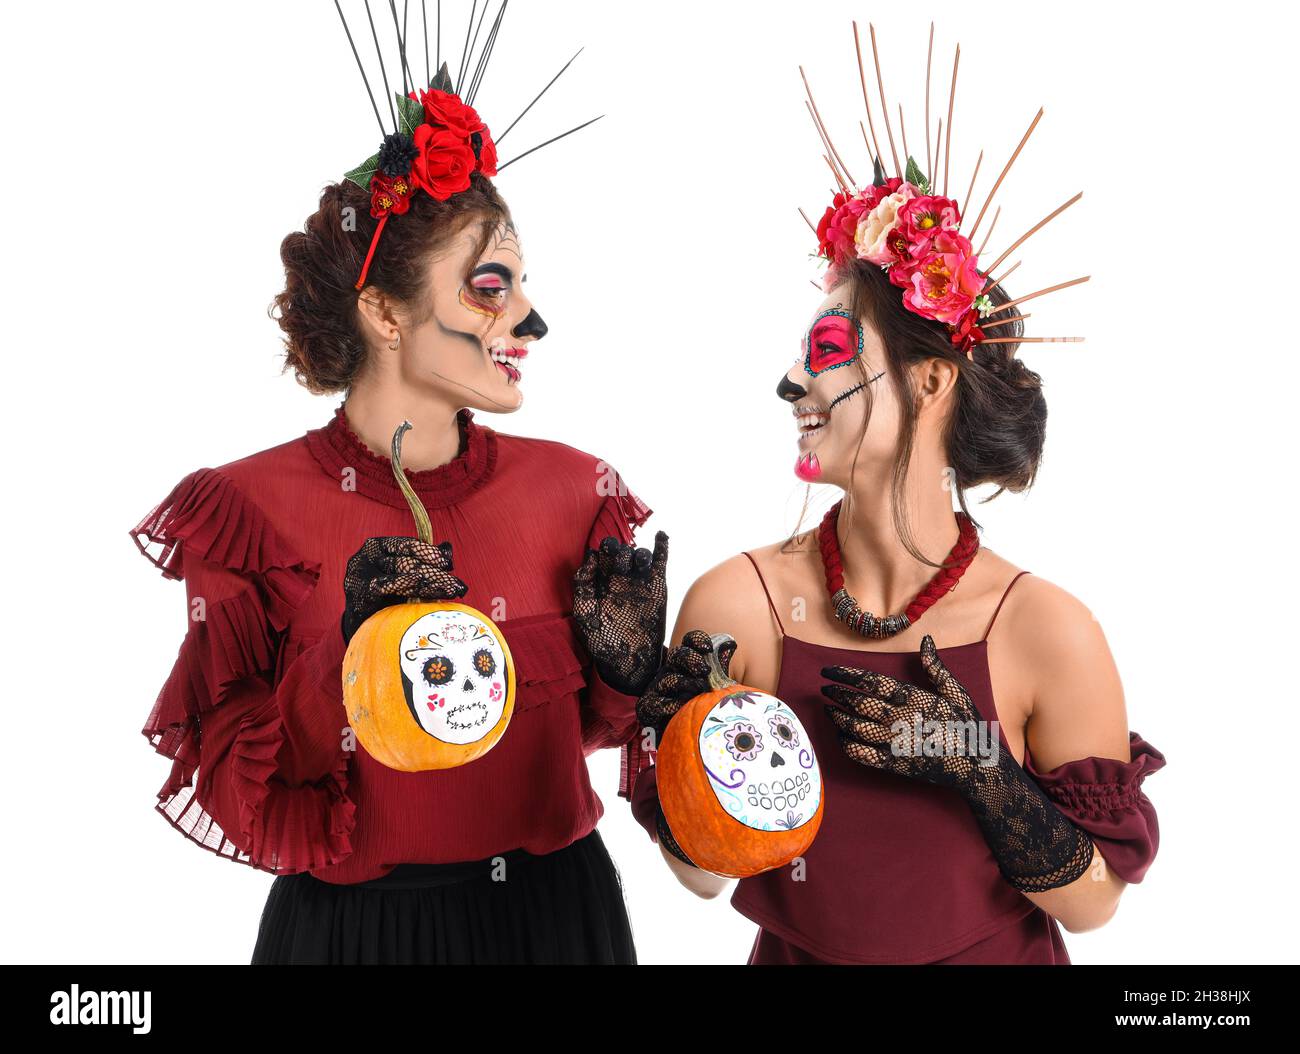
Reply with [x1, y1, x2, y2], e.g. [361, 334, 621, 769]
[333, 1, 601, 291]
[801, 23, 1089, 358]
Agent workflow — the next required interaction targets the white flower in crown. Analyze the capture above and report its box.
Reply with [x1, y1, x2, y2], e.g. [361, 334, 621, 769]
[854, 184, 916, 266]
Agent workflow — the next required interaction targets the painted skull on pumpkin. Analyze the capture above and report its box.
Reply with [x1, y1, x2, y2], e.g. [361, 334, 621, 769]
[399, 609, 509, 744]
[698, 691, 822, 832]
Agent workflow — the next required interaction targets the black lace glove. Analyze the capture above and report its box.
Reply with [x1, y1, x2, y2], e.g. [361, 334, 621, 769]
[635, 630, 737, 739]
[636, 630, 739, 869]
[821, 634, 1095, 893]
[341, 536, 469, 645]
[571, 530, 669, 697]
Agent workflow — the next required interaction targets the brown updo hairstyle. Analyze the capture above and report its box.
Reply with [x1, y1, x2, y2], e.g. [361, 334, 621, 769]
[271, 171, 511, 394]
[810, 259, 1044, 565]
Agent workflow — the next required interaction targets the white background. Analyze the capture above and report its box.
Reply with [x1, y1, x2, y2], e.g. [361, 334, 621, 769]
[2, 0, 1295, 964]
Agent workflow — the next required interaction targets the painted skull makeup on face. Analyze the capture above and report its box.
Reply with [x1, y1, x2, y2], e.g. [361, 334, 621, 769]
[698, 690, 822, 832]
[399, 609, 509, 744]
[413, 219, 546, 412]
[781, 297, 890, 484]
[803, 309, 864, 376]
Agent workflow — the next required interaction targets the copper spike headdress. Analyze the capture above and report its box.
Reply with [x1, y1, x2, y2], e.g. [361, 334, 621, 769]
[800, 22, 1088, 358]
[333, 1, 601, 290]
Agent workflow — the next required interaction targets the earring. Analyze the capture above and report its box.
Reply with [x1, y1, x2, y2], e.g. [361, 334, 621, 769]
[388, 334, 400, 351]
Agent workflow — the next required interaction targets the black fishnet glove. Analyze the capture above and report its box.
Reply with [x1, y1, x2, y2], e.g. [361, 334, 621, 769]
[341, 536, 469, 644]
[635, 630, 738, 740]
[572, 530, 669, 696]
[636, 630, 738, 870]
[821, 634, 1095, 893]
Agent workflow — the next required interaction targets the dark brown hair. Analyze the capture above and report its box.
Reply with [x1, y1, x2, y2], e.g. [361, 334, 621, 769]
[271, 172, 511, 393]
[791, 260, 1045, 564]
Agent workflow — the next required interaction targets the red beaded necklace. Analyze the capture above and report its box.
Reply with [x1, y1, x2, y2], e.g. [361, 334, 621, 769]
[817, 501, 980, 639]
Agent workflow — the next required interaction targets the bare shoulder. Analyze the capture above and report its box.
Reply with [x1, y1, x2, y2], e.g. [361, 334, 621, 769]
[674, 539, 806, 689]
[676, 550, 775, 643]
[990, 566, 1131, 765]
[994, 568, 1112, 664]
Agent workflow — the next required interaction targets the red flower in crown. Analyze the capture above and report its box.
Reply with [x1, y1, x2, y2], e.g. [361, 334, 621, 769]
[411, 125, 477, 200]
[417, 88, 486, 138]
[860, 176, 904, 211]
[894, 194, 962, 258]
[474, 132, 498, 177]
[817, 192, 865, 262]
[950, 309, 986, 354]
[369, 171, 414, 219]
[895, 229, 984, 325]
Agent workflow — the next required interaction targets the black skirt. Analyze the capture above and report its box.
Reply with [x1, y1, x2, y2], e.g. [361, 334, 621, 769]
[251, 829, 636, 964]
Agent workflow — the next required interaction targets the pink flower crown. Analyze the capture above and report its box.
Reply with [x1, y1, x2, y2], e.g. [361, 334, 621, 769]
[815, 165, 990, 353]
[802, 23, 1090, 359]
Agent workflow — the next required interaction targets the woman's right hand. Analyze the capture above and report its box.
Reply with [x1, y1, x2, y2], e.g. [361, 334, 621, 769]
[636, 630, 738, 876]
[635, 629, 738, 744]
[341, 536, 469, 644]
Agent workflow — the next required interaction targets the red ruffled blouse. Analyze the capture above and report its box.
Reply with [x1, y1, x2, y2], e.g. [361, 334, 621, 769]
[130, 403, 653, 884]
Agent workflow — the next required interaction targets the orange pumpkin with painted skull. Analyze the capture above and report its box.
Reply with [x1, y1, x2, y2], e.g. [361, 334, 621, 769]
[657, 635, 824, 878]
[341, 422, 515, 772]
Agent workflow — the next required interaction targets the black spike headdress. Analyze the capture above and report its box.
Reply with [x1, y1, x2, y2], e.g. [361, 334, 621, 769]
[332, 1, 602, 290]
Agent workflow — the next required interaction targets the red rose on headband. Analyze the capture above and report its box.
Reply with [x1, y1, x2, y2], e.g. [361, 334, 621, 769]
[473, 130, 498, 177]
[411, 125, 476, 199]
[417, 88, 486, 138]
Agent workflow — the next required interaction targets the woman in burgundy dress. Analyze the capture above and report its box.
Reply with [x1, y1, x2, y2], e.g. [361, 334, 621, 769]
[129, 17, 666, 964]
[630, 27, 1164, 964]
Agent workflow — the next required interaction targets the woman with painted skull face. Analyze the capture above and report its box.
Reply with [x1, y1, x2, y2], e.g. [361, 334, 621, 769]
[630, 25, 1165, 964]
[128, 9, 666, 964]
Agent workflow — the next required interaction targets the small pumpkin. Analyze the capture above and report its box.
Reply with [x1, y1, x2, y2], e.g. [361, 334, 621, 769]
[342, 421, 515, 771]
[657, 634, 824, 878]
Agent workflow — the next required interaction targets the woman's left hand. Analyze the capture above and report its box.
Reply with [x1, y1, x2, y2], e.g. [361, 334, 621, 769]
[572, 530, 669, 696]
[821, 634, 994, 790]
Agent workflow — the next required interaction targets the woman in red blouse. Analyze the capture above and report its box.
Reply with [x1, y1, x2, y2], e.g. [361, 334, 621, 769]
[129, 138, 667, 962]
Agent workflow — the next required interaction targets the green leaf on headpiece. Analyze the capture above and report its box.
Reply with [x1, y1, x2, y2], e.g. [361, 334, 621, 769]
[395, 92, 424, 136]
[430, 62, 453, 93]
[344, 153, 380, 190]
[905, 156, 930, 194]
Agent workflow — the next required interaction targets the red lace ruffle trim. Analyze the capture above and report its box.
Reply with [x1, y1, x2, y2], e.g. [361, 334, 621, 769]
[130, 467, 355, 874]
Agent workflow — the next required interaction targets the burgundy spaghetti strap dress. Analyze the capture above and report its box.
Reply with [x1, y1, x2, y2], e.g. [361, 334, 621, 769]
[630, 557, 1166, 965]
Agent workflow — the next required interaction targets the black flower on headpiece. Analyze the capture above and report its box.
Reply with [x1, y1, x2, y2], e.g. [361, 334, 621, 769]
[377, 132, 420, 177]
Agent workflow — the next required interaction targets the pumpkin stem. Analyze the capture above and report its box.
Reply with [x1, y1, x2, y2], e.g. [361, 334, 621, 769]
[706, 633, 739, 691]
[391, 420, 433, 545]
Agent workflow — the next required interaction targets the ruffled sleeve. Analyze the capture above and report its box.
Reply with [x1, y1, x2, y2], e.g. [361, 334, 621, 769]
[1023, 731, 1166, 884]
[130, 467, 356, 874]
[579, 464, 656, 797]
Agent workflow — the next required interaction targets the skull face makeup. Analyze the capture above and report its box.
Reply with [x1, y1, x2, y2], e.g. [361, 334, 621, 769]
[698, 690, 822, 833]
[779, 289, 891, 486]
[399, 608, 510, 745]
[397, 219, 548, 414]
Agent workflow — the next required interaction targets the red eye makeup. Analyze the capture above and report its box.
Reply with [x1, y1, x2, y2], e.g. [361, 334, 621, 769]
[802, 309, 864, 376]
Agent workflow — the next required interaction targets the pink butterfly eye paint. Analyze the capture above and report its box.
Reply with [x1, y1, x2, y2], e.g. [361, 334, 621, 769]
[803, 311, 863, 375]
